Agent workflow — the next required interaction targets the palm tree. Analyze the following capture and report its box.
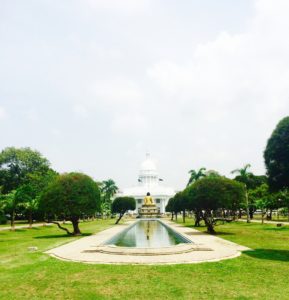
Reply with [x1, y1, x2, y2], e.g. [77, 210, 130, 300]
[231, 164, 252, 223]
[101, 179, 119, 215]
[187, 168, 206, 186]
[2, 191, 18, 230]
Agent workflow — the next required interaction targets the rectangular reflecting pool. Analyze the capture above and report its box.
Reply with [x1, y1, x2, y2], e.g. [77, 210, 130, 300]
[104, 220, 191, 248]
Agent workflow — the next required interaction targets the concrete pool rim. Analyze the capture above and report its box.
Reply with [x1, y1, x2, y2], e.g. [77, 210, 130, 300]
[45, 219, 251, 265]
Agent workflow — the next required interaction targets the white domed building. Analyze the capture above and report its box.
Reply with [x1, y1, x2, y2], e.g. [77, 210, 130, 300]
[118, 154, 176, 214]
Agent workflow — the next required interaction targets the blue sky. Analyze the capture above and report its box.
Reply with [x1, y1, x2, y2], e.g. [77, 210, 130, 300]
[1, 0, 289, 190]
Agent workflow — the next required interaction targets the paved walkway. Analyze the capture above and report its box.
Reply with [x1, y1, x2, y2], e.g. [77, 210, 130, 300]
[46, 220, 250, 265]
[238, 219, 289, 225]
[0, 223, 52, 231]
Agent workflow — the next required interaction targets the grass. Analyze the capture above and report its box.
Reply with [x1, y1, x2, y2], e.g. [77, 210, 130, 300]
[1, 218, 289, 300]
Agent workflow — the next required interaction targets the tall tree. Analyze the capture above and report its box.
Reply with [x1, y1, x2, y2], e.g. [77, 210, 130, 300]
[231, 164, 252, 223]
[165, 198, 175, 220]
[15, 170, 57, 227]
[40, 172, 101, 235]
[174, 191, 189, 223]
[249, 184, 270, 224]
[264, 116, 289, 191]
[187, 168, 206, 186]
[0, 147, 50, 193]
[101, 179, 118, 208]
[1, 191, 19, 230]
[187, 177, 245, 234]
[112, 197, 135, 224]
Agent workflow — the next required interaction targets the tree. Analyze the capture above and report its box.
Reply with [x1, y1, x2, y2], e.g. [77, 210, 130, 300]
[14, 170, 57, 228]
[188, 177, 245, 234]
[174, 191, 189, 223]
[249, 184, 270, 224]
[111, 197, 135, 224]
[187, 168, 206, 186]
[100, 179, 118, 216]
[40, 172, 101, 235]
[0, 147, 50, 194]
[264, 117, 289, 192]
[231, 164, 252, 223]
[165, 198, 175, 220]
[1, 191, 19, 230]
[205, 170, 221, 178]
[278, 189, 289, 221]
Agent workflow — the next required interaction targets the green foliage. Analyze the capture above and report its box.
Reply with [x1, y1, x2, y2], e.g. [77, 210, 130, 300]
[187, 177, 245, 233]
[165, 198, 174, 212]
[99, 179, 118, 215]
[0, 210, 7, 224]
[111, 197, 135, 214]
[232, 164, 267, 190]
[40, 172, 101, 234]
[264, 116, 289, 191]
[187, 167, 206, 186]
[0, 147, 50, 193]
[112, 196, 135, 224]
[165, 192, 189, 221]
[101, 179, 118, 201]
[189, 177, 245, 210]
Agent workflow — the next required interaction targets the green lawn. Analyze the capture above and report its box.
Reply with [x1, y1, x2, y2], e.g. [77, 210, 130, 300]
[1, 218, 289, 300]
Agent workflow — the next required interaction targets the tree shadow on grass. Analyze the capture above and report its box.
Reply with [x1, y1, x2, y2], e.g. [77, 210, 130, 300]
[185, 231, 235, 236]
[243, 249, 289, 262]
[34, 233, 92, 239]
[263, 227, 289, 231]
[214, 231, 236, 236]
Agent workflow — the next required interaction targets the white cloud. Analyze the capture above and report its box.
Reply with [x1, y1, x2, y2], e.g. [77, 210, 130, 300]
[86, 0, 150, 14]
[146, 0, 289, 177]
[0, 106, 8, 120]
[73, 104, 89, 118]
[89, 79, 143, 108]
[24, 108, 39, 122]
[110, 113, 148, 135]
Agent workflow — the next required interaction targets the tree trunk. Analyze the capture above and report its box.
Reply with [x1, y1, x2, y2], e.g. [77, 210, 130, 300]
[28, 210, 33, 229]
[115, 213, 124, 224]
[245, 187, 250, 223]
[238, 209, 242, 219]
[205, 221, 216, 234]
[51, 221, 72, 235]
[268, 209, 272, 220]
[194, 210, 201, 227]
[171, 212, 174, 221]
[202, 210, 216, 234]
[175, 212, 178, 221]
[261, 208, 264, 224]
[10, 209, 15, 231]
[182, 210, 186, 223]
[249, 207, 254, 219]
[71, 217, 81, 235]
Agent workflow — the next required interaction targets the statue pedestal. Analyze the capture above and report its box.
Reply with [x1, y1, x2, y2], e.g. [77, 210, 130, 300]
[138, 204, 161, 218]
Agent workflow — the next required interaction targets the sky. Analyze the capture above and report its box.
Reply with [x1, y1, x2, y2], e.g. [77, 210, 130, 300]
[1, 0, 289, 190]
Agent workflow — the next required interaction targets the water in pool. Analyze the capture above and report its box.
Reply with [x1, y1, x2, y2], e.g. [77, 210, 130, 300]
[105, 220, 189, 248]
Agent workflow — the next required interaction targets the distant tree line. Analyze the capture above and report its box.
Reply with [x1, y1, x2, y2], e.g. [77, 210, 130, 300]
[0, 147, 119, 235]
[166, 116, 289, 233]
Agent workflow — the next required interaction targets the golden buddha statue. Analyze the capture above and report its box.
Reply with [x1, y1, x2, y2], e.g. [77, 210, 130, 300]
[144, 192, 154, 206]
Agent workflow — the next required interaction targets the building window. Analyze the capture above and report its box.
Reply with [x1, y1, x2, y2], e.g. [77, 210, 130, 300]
[137, 199, 142, 204]
[156, 199, 161, 204]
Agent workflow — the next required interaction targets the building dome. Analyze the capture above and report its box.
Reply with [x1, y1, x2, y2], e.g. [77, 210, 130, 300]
[140, 153, 157, 171]
[118, 153, 176, 214]
[139, 153, 158, 185]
